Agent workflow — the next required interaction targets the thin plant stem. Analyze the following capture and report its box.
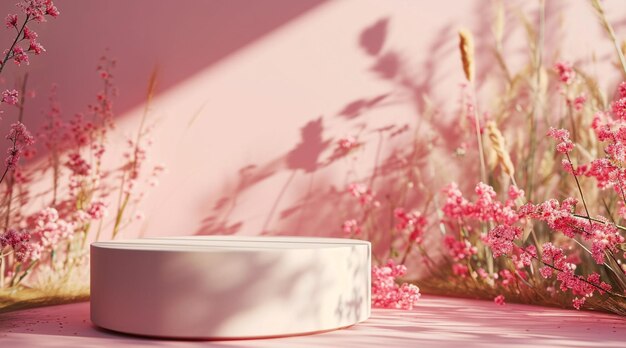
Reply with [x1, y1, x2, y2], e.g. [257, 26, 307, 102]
[565, 153, 593, 227]
[470, 88, 487, 183]
[573, 213, 626, 232]
[0, 15, 30, 75]
[535, 255, 626, 299]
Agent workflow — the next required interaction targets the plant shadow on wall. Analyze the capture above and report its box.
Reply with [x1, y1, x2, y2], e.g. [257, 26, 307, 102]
[0, 0, 330, 136]
[196, 3, 506, 250]
[196, 0, 626, 316]
[0, 0, 334, 312]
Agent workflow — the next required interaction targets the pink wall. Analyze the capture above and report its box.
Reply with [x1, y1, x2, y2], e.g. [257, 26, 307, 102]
[1, 1, 625, 257]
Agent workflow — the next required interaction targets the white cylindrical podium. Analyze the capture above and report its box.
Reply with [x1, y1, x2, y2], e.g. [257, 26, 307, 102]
[90, 236, 371, 339]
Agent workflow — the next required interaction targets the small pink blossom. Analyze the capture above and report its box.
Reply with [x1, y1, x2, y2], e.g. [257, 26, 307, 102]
[444, 235, 477, 261]
[22, 26, 37, 40]
[494, 294, 506, 306]
[569, 93, 586, 112]
[611, 97, 626, 120]
[371, 260, 421, 310]
[452, 263, 469, 277]
[1, 89, 19, 105]
[0, 229, 32, 262]
[539, 266, 553, 278]
[28, 40, 45, 55]
[45, 0, 59, 17]
[347, 183, 377, 206]
[618, 81, 626, 99]
[5, 14, 17, 28]
[341, 219, 360, 236]
[87, 201, 107, 220]
[18, 0, 59, 22]
[32, 207, 74, 247]
[10, 46, 29, 66]
[5, 122, 34, 171]
[485, 225, 522, 257]
[394, 208, 427, 243]
[547, 127, 574, 154]
[554, 61, 575, 85]
[572, 297, 586, 310]
[65, 152, 90, 176]
[507, 185, 524, 202]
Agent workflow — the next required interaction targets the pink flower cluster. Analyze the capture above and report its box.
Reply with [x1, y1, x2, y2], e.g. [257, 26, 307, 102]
[485, 225, 521, 257]
[493, 294, 506, 306]
[554, 61, 575, 85]
[518, 198, 623, 264]
[31, 207, 74, 248]
[1, 89, 18, 105]
[394, 208, 427, 243]
[347, 183, 378, 207]
[443, 235, 477, 261]
[547, 127, 574, 154]
[371, 260, 421, 310]
[3, 1, 59, 68]
[341, 219, 360, 236]
[0, 229, 32, 262]
[540, 242, 612, 309]
[442, 182, 521, 226]
[5, 122, 34, 171]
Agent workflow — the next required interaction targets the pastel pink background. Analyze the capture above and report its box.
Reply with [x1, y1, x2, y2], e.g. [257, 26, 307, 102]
[0, 0, 625, 261]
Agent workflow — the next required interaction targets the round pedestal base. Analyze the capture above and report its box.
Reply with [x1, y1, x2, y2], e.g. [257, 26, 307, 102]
[90, 236, 371, 339]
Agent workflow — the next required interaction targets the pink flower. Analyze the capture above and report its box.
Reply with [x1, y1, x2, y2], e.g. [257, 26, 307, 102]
[569, 93, 586, 112]
[539, 266, 553, 278]
[32, 207, 74, 247]
[22, 26, 37, 40]
[1, 89, 19, 105]
[87, 201, 107, 220]
[611, 97, 626, 120]
[341, 219, 360, 236]
[554, 61, 575, 85]
[347, 183, 377, 206]
[442, 182, 521, 225]
[507, 185, 524, 202]
[10, 46, 29, 65]
[45, 0, 60, 17]
[618, 81, 626, 99]
[0, 229, 32, 262]
[494, 295, 506, 306]
[4, 122, 34, 171]
[485, 225, 522, 257]
[444, 235, 477, 261]
[394, 208, 427, 244]
[5, 14, 17, 28]
[65, 152, 90, 176]
[372, 260, 420, 310]
[28, 40, 45, 55]
[572, 297, 585, 310]
[547, 127, 574, 154]
[452, 263, 469, 277]
[18, 0, 60, 22]
[499, 269, 516, 287]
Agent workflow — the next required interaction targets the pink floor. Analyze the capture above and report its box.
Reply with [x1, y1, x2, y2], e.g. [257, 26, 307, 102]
[1, 296, 625, 347]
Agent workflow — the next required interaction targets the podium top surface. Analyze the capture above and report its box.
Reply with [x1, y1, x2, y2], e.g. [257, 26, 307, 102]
[91, 236, 370, 251]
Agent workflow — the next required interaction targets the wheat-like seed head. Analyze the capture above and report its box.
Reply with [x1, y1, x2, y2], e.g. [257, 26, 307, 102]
[486, 121, 514, 177]
[458, 28, 475, 82]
